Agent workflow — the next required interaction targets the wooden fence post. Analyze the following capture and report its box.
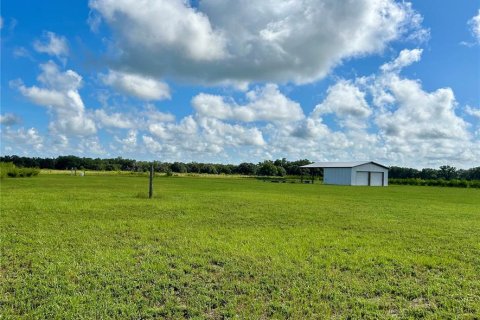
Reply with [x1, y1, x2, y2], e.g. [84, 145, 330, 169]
[149, 162, 154, 199]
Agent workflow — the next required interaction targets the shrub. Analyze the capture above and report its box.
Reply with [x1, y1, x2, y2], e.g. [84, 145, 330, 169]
[389, 178, 480, 188]
[0, 162, 39, 179]
[469, 180, 480, 188]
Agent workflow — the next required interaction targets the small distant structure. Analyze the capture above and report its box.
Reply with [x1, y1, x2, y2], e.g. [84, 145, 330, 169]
[301, 161, 389, 186]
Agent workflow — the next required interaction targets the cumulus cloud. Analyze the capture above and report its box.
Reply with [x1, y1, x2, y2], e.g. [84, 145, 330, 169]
[114, 129, 137, 152]
[465, 105, 480, 119]
[144, 108, 175, 123]
[101, 70, 171, 100]
[90, 0, 227, 61]
[380, 48, 423, 72]
[133, 48, 477, 166]
[94, 109, 136, 129]
[270, 49, 478, 166]
[90, 0, 426, 84]
[468, 10, 480, 43]
[375, 77, 471, 158]
[1, 127, 44, 152]
[93, 105, 175, 130]
[192, 84, 304, 122]
[362, 50, 476, 165]
[13, 61, 96, 136]
[312, 80, 372, 130]
[78, 137, 106, 155]
[33, 31, 69, 58]
[0, 113, 21, 126]
[144, 114, 265, 159]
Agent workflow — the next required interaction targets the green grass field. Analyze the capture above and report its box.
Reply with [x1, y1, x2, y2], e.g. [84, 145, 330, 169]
[1, 174, 479, 319]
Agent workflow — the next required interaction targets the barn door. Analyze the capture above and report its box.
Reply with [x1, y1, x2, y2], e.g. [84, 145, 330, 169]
[355, 171, 369, 185]
[370, 172, 384, 186]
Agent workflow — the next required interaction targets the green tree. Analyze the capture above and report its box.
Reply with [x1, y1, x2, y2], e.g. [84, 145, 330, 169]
[438, 165, 457, 180]
[257, 161, 277, 176]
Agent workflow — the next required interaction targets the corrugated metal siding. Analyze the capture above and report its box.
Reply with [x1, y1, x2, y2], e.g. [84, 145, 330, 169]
[324, 168, 352, 185]
[370, 172, 383, 186]
[352, 163, 388, 186]
[355, 171, 369, 185]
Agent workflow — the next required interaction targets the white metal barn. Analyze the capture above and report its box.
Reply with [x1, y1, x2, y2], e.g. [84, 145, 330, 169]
[301, 161, 389, 186]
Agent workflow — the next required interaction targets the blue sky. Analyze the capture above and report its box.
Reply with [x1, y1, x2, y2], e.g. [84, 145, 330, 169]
[1, 0, 479, 168]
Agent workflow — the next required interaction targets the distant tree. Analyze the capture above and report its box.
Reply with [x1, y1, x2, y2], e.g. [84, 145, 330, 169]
[276, 166, 287, 177]
[217, 164, 234, 174]
[186, 162, 201, 173]
[273, 158, 288, 168]
[284, 159, 312, 175]
[171, 162, 187, 173]
[458, 167, 480, 180]
[155, 162, 171, 173]
[419, 168, 438, 180]
[55, 155, 81, 170]
[257, 161, 277, 176]
[389, 166, 420, 179]
[438, 165, 457, 180]
[236, 162, 257, 175]
[201, 164, 218, 174]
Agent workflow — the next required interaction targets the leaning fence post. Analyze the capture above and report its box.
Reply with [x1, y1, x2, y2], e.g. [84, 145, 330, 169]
[149, 162, 154, 199]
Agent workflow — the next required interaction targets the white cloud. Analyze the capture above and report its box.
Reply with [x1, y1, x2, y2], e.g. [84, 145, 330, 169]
[192, 84, 304, 122]
[468, 10, 480, 43]
[312, 80, 372, 130]
[114, 129, 137, 152]
[0, 16, 3, 30]
[291, 118, 330, 139]
[197, 117, 265, 147]
[465, 105, 480, 119]
[94, 109, 136, 129]
[369, 52, 476, 165]
[78, 137, 105, 155]
[144, 114, 265, 159]
[14, 61, 96, 136]
[90, 0, 426, 84]
[13, 47, 32, 59]
[144, 108, 175, 123]
[101, 70, 170, 100]
[93, 105, 175, 131]
[380, 48, 423, 72]
[376, 77, 470, 145]
[1, 127, 44, 152]
[51, 134, 69, 150]
[0, 113, 21, 126]
[6, 45, 478, 167]
[33, 31, 69, 58]
[90, 0, 227, 61]
[269, 49, 479, 167]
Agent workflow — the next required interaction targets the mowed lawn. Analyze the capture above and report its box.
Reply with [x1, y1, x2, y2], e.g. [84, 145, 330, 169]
[1, 175, 479, 319]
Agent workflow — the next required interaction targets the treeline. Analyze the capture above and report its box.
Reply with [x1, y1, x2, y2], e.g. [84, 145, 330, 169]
[389, 165, 480, 181]
[0, 155, 314, 177]
[1, 155, 478, 180]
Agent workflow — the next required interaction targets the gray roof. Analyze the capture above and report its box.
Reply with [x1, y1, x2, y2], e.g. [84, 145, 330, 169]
[301, 161, 388, 169]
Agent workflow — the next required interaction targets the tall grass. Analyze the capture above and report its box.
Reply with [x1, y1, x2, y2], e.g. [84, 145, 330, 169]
[0, 162, 40, 178]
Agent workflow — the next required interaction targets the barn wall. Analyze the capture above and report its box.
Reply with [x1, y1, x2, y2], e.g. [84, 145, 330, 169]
[324, 168, 352, 185]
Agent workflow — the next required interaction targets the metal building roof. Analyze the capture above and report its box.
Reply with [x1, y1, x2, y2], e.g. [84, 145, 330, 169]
[300, 161, 388, 169]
